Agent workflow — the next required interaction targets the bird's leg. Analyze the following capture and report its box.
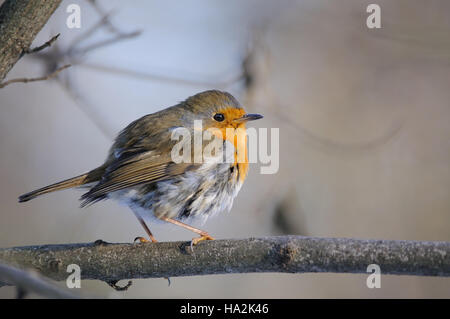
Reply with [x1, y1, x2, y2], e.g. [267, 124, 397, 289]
[132, 212, 173, 283]
[161, 217, 215, 246]
[133, 211, 157, 243]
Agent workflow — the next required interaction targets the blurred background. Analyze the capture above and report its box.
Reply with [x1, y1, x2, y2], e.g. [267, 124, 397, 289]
[1, 0, 450, 298]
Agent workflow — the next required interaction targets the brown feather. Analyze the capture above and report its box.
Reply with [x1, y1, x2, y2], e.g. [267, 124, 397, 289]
[18, 165, 105, 202]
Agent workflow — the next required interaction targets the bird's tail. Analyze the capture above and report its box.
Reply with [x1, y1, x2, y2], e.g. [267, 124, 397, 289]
[18, 166, 105, 203]
[18, 174, 90, 202]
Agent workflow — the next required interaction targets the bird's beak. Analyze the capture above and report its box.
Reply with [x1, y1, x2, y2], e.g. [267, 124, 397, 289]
[233, 113, 263, 123]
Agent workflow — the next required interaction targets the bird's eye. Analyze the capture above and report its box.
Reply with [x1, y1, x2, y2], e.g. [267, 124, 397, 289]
[213, 113, 225, 122]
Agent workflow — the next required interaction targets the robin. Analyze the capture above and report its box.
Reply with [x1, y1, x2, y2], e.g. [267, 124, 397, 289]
[18, 90, 263, 245]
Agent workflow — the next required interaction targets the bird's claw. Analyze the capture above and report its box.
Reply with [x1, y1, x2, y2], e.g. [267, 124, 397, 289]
[134, 236, 157, 243]
[190, 233, 215, 252]
[134, 236, 149, 243]
[107, 280, 133, 291]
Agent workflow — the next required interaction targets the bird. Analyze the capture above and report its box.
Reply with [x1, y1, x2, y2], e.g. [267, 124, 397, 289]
[18, 90, 263, 245]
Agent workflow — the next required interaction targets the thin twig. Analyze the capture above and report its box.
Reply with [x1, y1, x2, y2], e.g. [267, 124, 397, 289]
[72, 30, 141, 57]
[86, 0, 126, 35]
[25, 4, 142, 139]
[0, 64, 71, 89]
[0, 263, 80, 298]
[79, 62, 244, 88]
[56, 77, 115, 139]
[67, 13, 114, 51]
[243, 29, 403, 154]
[0, 236, 448, 288]
[22, 33, 60, 56]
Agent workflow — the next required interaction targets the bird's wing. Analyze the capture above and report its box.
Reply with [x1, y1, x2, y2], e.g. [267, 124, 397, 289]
[80, 150, 193, 206]
[80, 126, 194, 206]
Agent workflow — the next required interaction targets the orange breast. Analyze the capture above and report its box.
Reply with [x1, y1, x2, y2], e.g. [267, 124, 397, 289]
[205, 107, 250, 184]
[208, 124, 248, 184]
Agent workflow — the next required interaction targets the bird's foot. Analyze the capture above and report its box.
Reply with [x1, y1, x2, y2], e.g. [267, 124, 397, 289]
[134, 236, 158, 243]
[190, 232, 214, 251]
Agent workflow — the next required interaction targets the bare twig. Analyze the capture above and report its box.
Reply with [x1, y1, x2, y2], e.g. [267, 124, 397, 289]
[268, 98, 404, 154]
[0, 236, 448, 288]
[56, 77, 115, 138]
[72, 30, 142, 57]
[86, 0, 128, 35]
[67, 14, 141, 58]
[67, 12, 116, 51]
[243, 28, 403, 154]
[22, 34, 60, 56]
[22, 2, 142, 139]
[0, 263, 80, 298]
[0, 64, 71, 89]
[80, 62, 244, 88]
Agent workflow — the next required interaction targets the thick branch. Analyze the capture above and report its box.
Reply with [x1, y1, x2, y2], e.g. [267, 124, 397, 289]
[0, 0, 62, 81]
[0, 236, 449, 287]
